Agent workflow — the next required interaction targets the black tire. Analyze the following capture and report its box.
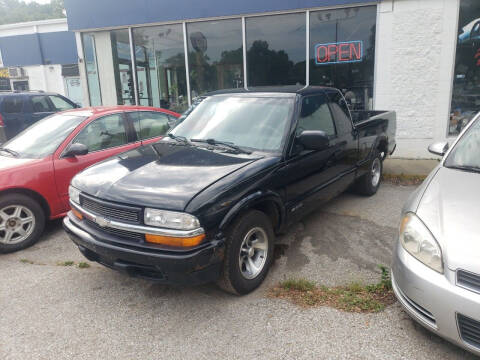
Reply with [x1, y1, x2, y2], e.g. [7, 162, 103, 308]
[354, 151, 383, 196]
[0, 194, 45, 254]
[217, 210, 275, 295]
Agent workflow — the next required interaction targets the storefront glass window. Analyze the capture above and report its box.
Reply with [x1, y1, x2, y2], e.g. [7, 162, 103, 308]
[82, 33, 102, 106]
[187, 19, 243, 97]
[310, 6, 376, 111]
[449, 0, 480, 135]
[246, 13, 306, 86]
[132, 24, 188, 112]
[111, 29, 135, 105]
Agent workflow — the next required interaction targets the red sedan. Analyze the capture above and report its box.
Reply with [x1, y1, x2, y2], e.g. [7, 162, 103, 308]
[0, 105, 179, 253]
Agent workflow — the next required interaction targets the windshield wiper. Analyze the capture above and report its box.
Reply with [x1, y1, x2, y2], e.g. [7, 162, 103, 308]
[190, 138, 251, 154]
[446, 164, 480, 173]
[0, 148, 19, 157]
[167, 133, 190, 144]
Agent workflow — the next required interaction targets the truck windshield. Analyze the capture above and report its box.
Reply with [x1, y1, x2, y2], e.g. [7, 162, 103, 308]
[445, 114, 480, 172]
[1, 114, 86, 159]
[170, 95, 294, 153]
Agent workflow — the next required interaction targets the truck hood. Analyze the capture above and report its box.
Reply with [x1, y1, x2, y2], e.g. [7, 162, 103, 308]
[72, 143, 263, 211]
[416, 166, 480, 273]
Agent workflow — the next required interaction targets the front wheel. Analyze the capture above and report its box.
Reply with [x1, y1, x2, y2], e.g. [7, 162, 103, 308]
[0, 194, 45, 253]
[217, 210, 274, 295]
[354, 152, 383, 196]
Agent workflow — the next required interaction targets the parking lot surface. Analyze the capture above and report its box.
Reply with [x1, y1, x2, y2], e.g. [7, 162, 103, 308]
[1, 184, 477, 360]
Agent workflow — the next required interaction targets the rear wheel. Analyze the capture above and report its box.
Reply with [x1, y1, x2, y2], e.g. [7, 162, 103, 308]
[217, 210, 274, 295]
[354, 151, 383, 196]
[0, 194, 45, 253]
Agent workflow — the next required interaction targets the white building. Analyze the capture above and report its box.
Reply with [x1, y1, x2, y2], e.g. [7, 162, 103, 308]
[64, 0, 480, 158]
[0, 18, 82, 105]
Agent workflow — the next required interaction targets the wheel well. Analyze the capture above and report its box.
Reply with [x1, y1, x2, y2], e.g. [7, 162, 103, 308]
[0, 188, 50, 218]
[377, 138, 388, 159]
[250, 200, 281, 231]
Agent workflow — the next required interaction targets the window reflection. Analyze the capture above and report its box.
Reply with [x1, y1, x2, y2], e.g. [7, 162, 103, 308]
[132, 25, 188, 112]
[246, 13, 306, 86]
[450, 0, 480, 135]
[310, 6, 376, 111]
[111, 29, 135, 105]
[82, 33, 102, 106]
[187, 19, 243, 97]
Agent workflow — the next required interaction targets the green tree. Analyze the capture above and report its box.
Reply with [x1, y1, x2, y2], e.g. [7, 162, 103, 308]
[0, 0, 65, 26]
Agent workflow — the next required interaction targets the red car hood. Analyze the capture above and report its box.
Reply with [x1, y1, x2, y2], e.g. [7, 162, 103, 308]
[0, 155, 43, 171]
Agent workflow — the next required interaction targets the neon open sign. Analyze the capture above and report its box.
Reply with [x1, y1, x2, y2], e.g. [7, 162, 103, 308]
[315, 41, 363, 65]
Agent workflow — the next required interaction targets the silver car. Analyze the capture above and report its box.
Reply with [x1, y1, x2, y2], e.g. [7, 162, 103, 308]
[392, 112, 480, 355]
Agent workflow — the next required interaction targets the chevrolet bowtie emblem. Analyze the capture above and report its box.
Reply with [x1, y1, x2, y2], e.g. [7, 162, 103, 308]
[95, 216, 109, 228]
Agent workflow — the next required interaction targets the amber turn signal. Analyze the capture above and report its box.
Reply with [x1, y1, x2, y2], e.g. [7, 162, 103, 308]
[145, 233, 205, 247]
[72, 208, 83, 220]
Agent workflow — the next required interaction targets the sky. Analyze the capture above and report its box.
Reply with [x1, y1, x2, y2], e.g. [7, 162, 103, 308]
[21, 0, 52, 4]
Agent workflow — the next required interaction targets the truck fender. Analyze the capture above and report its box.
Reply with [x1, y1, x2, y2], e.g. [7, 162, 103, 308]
[219, 190, 286, 232]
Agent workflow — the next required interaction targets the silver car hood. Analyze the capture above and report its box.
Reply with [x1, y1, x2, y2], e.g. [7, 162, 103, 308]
[416, 166, 480, 273]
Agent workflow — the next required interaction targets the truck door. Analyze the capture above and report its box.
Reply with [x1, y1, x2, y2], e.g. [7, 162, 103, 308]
[280, 92, 345, 218]
[325, 89, 359, 190]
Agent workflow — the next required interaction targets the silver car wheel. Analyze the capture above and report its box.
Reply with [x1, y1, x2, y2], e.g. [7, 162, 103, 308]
[238, 227, 268, 280]
[0, 205, 35, 244]
[371, 158, 381, 188]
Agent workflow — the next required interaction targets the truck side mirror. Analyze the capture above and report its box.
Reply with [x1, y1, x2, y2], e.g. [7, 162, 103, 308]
[64, 143, 88, 157]
[297, 130, 329, 151]
[428, 142, 449, 157]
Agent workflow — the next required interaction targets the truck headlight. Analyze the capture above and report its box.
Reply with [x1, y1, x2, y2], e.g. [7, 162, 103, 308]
[69, 186, 81, 204]
[399, 213, 443, 273]
[144, 208, 200, 230]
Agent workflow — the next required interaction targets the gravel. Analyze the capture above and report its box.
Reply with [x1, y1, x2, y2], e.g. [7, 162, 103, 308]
[0, 184, 476, 359]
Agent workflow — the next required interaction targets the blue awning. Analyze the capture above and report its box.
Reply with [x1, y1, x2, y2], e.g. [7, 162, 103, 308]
[65, 0, 377, 31]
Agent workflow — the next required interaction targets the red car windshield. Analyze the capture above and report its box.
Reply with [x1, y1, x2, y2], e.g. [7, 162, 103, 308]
[2, 114, 87, 159]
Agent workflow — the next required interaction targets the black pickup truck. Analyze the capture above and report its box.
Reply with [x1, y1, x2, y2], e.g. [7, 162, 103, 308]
[64, 86, 396, 294]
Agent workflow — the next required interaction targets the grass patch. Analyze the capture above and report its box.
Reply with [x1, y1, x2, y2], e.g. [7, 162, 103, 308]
[19, 258, 34, 264]
[269, 266, 395, 313]
[77, 262, 90, 269]
[383, 173, 426, 186]
[57, 261, 75, 266]
[280, 278, 316, 292]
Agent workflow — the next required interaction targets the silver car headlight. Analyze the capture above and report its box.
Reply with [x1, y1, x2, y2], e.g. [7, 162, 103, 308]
[144, 208, 200, 230]
[68, 186, 81, 204]
[399, 212, 443, 273]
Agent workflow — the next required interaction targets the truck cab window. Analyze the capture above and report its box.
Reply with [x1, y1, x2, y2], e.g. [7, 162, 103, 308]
[327, 90, 353, 135]
[297, 94, 336, 137]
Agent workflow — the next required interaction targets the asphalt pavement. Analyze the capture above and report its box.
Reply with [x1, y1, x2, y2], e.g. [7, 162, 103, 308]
[1, 183, 477, 359]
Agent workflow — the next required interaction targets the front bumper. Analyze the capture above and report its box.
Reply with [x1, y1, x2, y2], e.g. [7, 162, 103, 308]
[63, 214, 225, 285]
[392, 240, 480, 355]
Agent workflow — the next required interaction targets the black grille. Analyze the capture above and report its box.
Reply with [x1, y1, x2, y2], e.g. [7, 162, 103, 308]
[81, 196, 140, 223]
[396, 283, 436, 325]
[85, 219, 144, 242]
[458, 314, 480, 349]
[457, 270, 480, 293]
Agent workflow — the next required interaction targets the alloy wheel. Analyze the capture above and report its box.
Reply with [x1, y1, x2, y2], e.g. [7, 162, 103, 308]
[238, 227, 268, 280]
[371, 158, 381, 188]
[0, 205, 35, 244]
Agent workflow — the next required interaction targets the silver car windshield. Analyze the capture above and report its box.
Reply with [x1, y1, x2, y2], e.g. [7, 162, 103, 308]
[1, 114, 86, 159]
[170, 95, 294, 153]
[445, 115, 480, 171]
